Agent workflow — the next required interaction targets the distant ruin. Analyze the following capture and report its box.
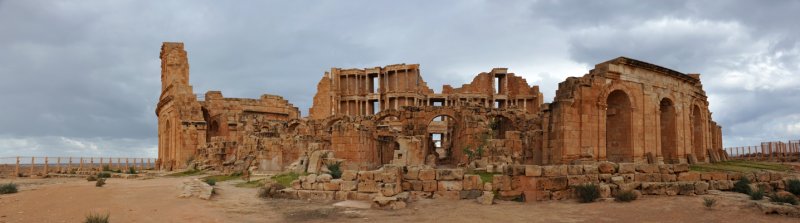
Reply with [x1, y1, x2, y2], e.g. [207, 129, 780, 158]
[155, 42, 724, 173]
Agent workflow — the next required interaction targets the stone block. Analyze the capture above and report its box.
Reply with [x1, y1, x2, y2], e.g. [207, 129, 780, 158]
[436, 169, 464, 180]
[460, 190, 483, 199]
[694, 181, 709, 195]
[611, 176, 625, 186]
[380, 183, 402, 196]
[755, 172, 770, 182]
[438, 180, 463, 191]
[291, 180, 302, 190]
[358, 171, 374, 181]
[353, 192, 375, 201]
[542, 165, 567, 177]
[306, 173, 318, 183]
[462, 174, 482, 190]
[664, 182, 680, 196]
[641, 182, 665, 195]
[301, 181, 313, 190]
[422, 180, 437, 192]
[673, 163, 690, 173]
[567, 175, 590, 186]
[313, 182, 324, 190]
[340, 180, 357, 191]
[433, 191, 460, 200]
[476, 191, 494, 205]
[408, 191, 432, 201]
[497, 190, 523, 200]
[634, 173, 662, 182]
[317, 174, 333, 182]
[677, 182, 695, 195]
[568, 165, 584, 175]
[658, 165, 673, 174]
[599, 174, 613, 183]
[635, 164, 657, 173]
[323, 182, 340, 191]
[341, 170, 357, 181]
[661, 174, 677, 182]
[403, 167, 419, 180]
[493, 175, 512, 191]
[599, 183, 611, 198]
[583, 165, 599, 174]
[538, 176, 568, 191]
[677, 172, 700, 181]
[617, 163, 635, 174]
[523, 190, 551, 201]
[357, 180, 379, 193]
[409, 180, 423, 191]
[419, 169, 436, 181]
[525, 165, 542, 177]
[598, 162, 616, 174]
[770, 172, 784, 181]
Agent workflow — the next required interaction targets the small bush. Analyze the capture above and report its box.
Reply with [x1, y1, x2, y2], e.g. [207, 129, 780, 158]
[84, 212, 109, 223]
[0, 183, 18, 194]
[86, 175, 98, 182]
[326, 161, 342, 179]
[573, 184, 600, 203]
[614, 190, 637, 202]
[95, 178, 106, 187]
[271, 172, 301, 188]
[205, 179, 216, 186]
[102, 165, 110, 172]
[786, 179, 800, 196]
[770, 193, 799, 205]
[749, 189, 765, 200]
[127, 167, 137, 174]
[97, 172, 111, 178]
[703, 197, 717, 208]
[732, 178, 752, 194]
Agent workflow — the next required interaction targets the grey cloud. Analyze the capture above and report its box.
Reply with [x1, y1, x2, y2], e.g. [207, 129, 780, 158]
[0, 0, 797, 157]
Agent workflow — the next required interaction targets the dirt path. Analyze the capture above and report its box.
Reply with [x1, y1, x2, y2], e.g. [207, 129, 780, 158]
[1, 176, 797, 222]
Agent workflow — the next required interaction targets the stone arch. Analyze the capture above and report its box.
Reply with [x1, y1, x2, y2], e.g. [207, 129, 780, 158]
[427, 114, 457, 164]
[691, 103, 706, 162]
[605, 89, 634, 162]
[659, 97, 678, 163]
[487, 114, 515, 139]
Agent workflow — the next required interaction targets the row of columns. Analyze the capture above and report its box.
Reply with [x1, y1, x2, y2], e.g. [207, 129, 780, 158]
[725, 141, 800, 161]
[10, 157, 155, 178]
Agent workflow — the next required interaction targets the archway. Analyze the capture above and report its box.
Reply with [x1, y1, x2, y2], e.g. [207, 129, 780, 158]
[691, 105, 705, 162]
[606, 90, 633, 162]
[489, 115, 515, 139]
[660, 98, 677, 163]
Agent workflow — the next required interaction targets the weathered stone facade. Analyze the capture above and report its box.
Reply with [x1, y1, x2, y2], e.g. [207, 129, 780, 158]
[156, 42, 724, 173]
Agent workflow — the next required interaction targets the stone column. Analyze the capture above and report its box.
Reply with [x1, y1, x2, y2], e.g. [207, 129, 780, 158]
[68, 157, 72, 173]
[117, 158, 121, 170]
[57, 157, 62, 173]
[15, 156, 19, 178]
[90, 157, 95, 171]
[125, 158, 129, 171]
[30, 157, 35, 176]
[44, 157, 49, 175]
[147, 158, 151, 169]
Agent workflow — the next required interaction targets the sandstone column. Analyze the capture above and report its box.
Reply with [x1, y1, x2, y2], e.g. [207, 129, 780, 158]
[15, 156, 19, 178]
[68, 157, 72, 173]
[29, 157, 34, 176]
[44, 157, 49, 175]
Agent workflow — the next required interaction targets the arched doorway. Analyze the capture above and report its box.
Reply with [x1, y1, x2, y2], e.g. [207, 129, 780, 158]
[606, 90, 633, 162]
[489, 115, 514, 139]
[428, 115, 455, 165]
[660, 98, 677, 163]
[691, 105, 705, 162]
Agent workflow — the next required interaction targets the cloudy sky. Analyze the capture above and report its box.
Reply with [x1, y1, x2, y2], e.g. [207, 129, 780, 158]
[1, 0, 798, 159]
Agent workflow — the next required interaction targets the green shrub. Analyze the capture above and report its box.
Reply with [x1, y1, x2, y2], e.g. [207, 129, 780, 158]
[102, 165, 110, 172]
[770, 193, 799, 205]
[749, 189, 765, 200]
[127, 167, 137, 174]
[0, 183, 18, 194]
[732, 178, 752, 194]
[205, 179, 216, 186]
[95, 178, 106, 187]
[614, 190, 637, 202]
[271, 172, 300, 188]
[573, 184, 600, 203]
[326, 162, 343, 179]
[86, 175, 97, 182]
[703, 197, 717, 208]
[786, 179, 800, 196]
[84, 212, 109, 223]
[97, 172, 111, 178]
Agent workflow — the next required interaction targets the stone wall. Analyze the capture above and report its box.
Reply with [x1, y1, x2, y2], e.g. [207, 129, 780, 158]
[279, 163, 799, 203]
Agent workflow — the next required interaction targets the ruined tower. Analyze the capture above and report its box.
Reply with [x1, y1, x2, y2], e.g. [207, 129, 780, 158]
[156, 42, 206, 170]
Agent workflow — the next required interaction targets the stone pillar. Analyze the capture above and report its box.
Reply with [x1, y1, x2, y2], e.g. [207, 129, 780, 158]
[147, 158, 151, 169]
[100, 157, 104, 170]
[90, 157, 95, 171]
[44, 157, 49, 175]
[125, 158, 129, 171]
[117, 158, 121, 170]
[15, 156, 19, 178]
[57, 157, 62, 173]
[79, 157, 84, 170]
[30, 157, 35, 176]
[68, 157, 72, 173]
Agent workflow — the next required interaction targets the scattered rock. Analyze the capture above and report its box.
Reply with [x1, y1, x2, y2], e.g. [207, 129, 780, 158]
[476, 192, 494, 205]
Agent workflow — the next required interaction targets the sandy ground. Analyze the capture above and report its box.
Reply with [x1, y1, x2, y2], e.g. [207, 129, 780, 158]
[1, 176, 798, 223]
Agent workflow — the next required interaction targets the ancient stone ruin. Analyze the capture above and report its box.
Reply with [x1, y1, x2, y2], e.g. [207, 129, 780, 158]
[156, 42, 724, 173]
